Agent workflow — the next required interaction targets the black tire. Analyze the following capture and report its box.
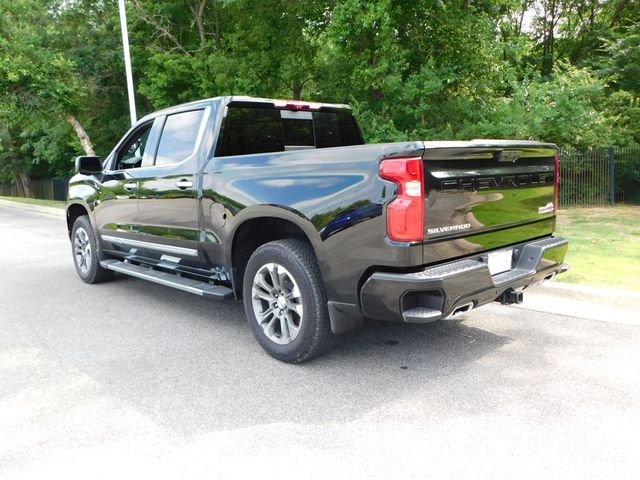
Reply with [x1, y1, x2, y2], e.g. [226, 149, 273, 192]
[71, 215, 113, 284]
[242, 239, 334, 363]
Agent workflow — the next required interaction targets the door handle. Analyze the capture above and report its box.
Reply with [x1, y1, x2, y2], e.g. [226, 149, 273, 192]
[123, 182, 136, 191]
[175, 179, 193, 190]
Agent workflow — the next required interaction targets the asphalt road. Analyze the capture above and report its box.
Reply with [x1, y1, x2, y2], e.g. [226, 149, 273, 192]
[1, 204, 639, 479]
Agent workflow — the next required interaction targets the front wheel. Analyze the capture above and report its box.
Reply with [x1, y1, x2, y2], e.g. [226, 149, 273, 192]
[71, 215, 113, 284]
[242, 239, 333, 363]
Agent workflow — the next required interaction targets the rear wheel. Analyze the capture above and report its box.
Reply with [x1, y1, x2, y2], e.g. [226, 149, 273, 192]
[71, 215, 113, 284]
[242, 239, 333, 363]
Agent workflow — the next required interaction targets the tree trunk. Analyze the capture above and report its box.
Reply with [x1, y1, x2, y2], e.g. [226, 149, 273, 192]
[516, 2, 527, 36]
[292, 80, 303, 100]
[17, 171, 33, 198]
[190, 0, 206, 46]
[213, 0, 222, 49]
[369, 51, 383, 102]
[610, 0, 629, 27]
[14, 174, 25, 197]
[66, 114, 96, 156]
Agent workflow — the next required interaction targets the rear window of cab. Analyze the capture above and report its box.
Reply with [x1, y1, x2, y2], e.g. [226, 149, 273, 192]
[215, 106, 364, 157]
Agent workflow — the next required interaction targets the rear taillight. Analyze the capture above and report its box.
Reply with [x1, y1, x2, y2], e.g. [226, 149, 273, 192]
[379, 157, 425, 242]
[554, 152, 560, 214]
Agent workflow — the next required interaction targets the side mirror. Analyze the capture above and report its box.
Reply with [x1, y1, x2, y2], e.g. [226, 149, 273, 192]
[75, 155, 102, 175]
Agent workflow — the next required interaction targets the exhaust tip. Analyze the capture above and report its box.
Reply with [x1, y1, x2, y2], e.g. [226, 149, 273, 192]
[446, 302, 474, 319]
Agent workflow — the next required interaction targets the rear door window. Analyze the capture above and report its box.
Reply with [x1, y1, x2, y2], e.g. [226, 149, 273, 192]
[216, 106, 363, 157]
[155, 109, 204, 166]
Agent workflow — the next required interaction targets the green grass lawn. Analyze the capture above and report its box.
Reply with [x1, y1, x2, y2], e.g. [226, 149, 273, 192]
[0, 196, 65, 209]
[555, 206, 640, 291]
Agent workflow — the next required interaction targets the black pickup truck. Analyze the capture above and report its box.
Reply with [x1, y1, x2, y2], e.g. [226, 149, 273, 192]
[67, 96, 568, 362]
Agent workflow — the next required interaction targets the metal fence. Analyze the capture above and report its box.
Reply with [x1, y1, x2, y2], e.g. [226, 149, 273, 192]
[560, 147, 640, 207]
[1, 147, 639, 207]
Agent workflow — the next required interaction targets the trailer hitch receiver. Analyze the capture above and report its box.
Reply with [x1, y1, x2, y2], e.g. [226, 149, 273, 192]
[500, 288, 523, 305]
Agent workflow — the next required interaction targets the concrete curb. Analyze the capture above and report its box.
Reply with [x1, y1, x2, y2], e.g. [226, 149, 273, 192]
[516, 280, 640, 325]
[541, 280, 640, 300]
[0, 199, 65, 219]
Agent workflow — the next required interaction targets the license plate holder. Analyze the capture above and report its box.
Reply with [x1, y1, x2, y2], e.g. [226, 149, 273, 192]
[488, 249, 513, 275]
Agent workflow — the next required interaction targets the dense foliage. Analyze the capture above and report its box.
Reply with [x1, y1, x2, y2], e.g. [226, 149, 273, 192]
[1, 0, 638, 194]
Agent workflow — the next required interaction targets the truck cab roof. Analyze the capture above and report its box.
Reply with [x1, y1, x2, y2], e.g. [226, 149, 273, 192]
[137, 96, 352, 125]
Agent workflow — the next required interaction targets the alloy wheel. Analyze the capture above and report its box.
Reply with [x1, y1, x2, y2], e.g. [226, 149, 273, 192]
[74, 227, 92, 274]
[251, 262, 303, 345]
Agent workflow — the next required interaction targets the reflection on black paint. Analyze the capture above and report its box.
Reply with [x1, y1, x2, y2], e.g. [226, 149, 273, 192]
[317, 202, 383, 239]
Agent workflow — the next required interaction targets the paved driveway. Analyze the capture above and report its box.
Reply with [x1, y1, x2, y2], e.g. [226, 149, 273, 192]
[1, 204, 639, 479]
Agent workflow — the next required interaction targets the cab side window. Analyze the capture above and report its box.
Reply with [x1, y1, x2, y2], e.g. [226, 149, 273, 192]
[114, 123, 153, 170]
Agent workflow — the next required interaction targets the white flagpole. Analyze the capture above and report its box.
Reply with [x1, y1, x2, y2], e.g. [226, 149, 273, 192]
[118, 0, 137, 126]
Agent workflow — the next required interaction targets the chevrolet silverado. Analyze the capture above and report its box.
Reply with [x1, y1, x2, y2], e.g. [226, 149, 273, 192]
[67, 96, 569, 362]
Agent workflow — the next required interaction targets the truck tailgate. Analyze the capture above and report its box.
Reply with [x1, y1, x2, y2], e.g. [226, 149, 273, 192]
[422, 141, 558, 260]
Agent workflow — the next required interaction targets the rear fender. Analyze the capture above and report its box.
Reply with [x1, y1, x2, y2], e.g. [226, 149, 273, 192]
[226, 205, 323, 268]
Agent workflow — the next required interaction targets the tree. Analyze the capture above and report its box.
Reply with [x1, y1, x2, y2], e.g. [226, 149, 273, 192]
[2, 0, 640, 198]
[0, 0, 100, 193]
[131, 0, 331, 107]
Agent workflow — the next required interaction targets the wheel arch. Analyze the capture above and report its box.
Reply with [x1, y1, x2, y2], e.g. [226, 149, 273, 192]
[227, 206, 322, 297]
[66, 201, 92, 238]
